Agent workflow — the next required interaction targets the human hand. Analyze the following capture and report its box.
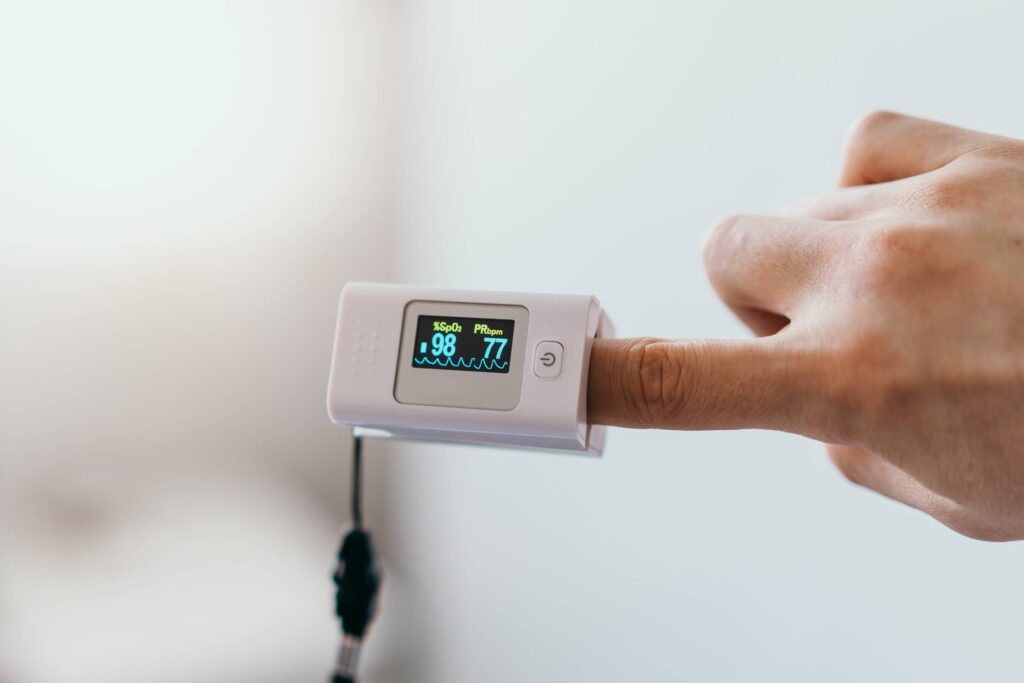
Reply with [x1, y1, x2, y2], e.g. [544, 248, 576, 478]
[588, 112, 1024, 540]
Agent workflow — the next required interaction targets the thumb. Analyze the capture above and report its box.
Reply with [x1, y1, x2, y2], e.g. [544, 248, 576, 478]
[587, 337, 825, 435]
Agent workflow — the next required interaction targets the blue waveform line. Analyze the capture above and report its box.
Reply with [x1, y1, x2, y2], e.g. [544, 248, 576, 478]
[414, 355, 509, 370]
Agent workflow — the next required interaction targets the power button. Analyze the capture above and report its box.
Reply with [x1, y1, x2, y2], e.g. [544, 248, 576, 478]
[533, 341, 564, 378]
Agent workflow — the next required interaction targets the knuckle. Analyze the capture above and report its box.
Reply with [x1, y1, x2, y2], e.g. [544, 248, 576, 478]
[865, 223, 922, 257]
[851, 222, 971, 296]
[910, 176, 971, 211]
[853, 223, 942, 286]
[972, 140, 1024, 163]
[702, 214, 746, 268]
[854, 225, 914, 285]
[624, 339, 688, 428]
[829, 447, 868, 487]
[843, 110, 902, 169]
[849, 109, 902, 140]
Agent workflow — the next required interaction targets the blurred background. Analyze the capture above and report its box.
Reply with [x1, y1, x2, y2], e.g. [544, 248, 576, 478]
[2, 1, 1024, 681]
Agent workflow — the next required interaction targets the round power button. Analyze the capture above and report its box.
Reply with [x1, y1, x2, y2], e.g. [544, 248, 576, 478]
[533, 341, 563, 378]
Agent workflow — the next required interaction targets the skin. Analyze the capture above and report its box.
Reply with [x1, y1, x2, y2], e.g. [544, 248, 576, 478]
[587, 111, 1024, 541]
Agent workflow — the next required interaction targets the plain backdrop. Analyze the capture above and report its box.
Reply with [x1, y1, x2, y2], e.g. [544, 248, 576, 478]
[3, 1, 1024, 682]
[0, 2, 398, 681]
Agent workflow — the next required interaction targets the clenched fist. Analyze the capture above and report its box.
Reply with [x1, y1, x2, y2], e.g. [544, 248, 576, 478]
[589, 112, 1024, 541]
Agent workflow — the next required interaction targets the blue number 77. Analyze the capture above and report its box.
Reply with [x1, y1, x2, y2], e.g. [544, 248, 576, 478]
[483, 337, 508, 359]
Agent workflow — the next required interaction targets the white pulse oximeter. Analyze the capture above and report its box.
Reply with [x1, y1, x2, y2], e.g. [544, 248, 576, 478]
[327, 283, 614, 455]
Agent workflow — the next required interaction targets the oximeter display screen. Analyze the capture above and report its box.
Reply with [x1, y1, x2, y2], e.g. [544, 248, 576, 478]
[411, 315, 515, 373]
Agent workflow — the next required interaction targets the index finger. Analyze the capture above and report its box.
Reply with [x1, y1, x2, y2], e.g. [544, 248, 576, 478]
[587, 337, 835, 438]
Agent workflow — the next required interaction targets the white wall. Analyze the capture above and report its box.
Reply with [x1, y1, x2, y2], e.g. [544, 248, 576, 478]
[383, 1, 1024, 681]
[0, 3, 401, 681]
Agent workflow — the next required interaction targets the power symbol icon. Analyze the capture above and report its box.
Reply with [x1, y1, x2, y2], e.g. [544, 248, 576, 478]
[533, 341, 563, 378]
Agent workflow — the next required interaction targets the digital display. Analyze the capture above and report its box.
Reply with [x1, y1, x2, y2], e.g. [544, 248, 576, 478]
[411, 315, 515, 373]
